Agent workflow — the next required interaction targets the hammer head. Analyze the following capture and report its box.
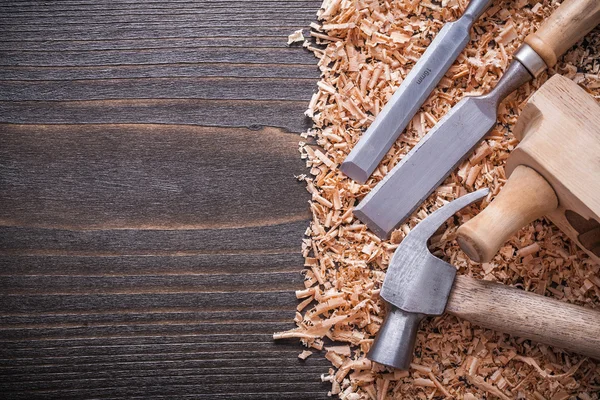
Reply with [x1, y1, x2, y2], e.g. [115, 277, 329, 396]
[368, 189, 488, 369]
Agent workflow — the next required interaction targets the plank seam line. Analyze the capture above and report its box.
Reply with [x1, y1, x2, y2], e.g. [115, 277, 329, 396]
[3, 349, 308, 362]
[0, 310, 298, 318]
[1, 24, 311, 32]
[0, 357, 320, 367]
[0, 76, 318, 83]
[0, 4, 320, 10]
[0, 12, 317, 19]
[0, 3, 320, 9]
[0, 250, 303, 257]
[2, 76, 317, 83]
[0, 289, 299, 296]
[0, 332, 276, 341]
[0, 340, 284, 347]
[0, 45, 311, 52]
[0, 17, 315, 24]
[0, 270, 301, 277]
[0, 61, 316, 68]
[0, 248, 299, 255]
[0, 63, 316, 68]
[0, 35, 305, 42]
[0, 98, 310, 103]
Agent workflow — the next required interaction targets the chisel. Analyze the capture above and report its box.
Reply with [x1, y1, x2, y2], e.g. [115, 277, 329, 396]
[340, 0, 494, 184]
[353, 0, 600, 239]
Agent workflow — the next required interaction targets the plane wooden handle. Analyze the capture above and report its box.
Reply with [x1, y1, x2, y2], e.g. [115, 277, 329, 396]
[456, 165, 558, 263]
[447, 275, 600, 360]
[524, 0, 600, 68]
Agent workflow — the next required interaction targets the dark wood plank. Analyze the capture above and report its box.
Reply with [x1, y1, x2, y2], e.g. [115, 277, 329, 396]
[0, 0, 324, 398]
[1, 384, 327, 400]
[0, 13, 317, 25]
[0, 64, 318, 81]
[1, 349, 319, 368]
[0, 101, 312, 131]
[1, 374, 327, 391]
[0, 253, 303, 275]
[0, 77, 315, 101]
[0, 26, 309, 41]
[1, 378, 328, 393]
[0, 310, 300, 327]
[0, 8, 317, 18]
[0, 272, 304, 294]
[0, 351, 329, 372]
[2, 368, 330, 382]
[0, 1, 320, 11]
[0, 48, 314, 67]
[0, 124, 310, 228]
[0, 37, 310, 51]
[0, 222, 307, 253]
[0, 293, 299, 316]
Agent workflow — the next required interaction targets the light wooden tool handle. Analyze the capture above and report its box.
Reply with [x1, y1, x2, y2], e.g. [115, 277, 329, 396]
[447, 275, 600, 359]
[456, 165, 558, 263]
[525, 0, 600, 68]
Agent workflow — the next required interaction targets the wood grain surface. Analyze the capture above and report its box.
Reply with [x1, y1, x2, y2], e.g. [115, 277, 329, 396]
[0, 0, 328, 398]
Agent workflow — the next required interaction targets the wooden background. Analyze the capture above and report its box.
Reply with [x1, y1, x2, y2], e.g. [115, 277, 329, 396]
[0, 0, 332, 398]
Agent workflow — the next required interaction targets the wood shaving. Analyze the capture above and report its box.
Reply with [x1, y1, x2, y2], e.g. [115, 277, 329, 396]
[288, 29, 305, 45]
[299, 350, 314, 360]
[275, 0, 600, 398]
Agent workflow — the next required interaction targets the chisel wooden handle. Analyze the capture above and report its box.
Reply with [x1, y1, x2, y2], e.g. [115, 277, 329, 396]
[456, 75, 600, 263]
[456, 165, 558, 263]
[525, 0, 600, 68]
[447, 275, 600, 359]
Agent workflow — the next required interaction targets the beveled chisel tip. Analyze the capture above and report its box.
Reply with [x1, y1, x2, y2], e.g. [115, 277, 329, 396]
[340, 161, 369, 185]
[353, 205, 389, 239]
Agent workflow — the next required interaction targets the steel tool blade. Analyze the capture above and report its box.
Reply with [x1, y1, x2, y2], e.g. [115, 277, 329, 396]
[341, 0, 493, 184]
[354, 61, 534, 239]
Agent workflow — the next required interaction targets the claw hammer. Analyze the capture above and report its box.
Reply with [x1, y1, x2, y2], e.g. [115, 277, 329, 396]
[369, 190, 600, 370]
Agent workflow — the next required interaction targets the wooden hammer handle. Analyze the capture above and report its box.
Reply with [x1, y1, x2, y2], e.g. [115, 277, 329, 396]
[525, 0, 600, 68]
[447, 275, 600, 360]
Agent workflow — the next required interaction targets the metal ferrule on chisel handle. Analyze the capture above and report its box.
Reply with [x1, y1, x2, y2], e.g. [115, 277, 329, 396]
[513, 44, 548, 78]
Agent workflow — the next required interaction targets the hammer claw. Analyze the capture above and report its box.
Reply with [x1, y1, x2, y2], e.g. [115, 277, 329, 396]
[406, 189, 489, 243]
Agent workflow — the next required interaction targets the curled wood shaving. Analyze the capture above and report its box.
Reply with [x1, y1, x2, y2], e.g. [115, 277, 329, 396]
[514, 355, 586, 380]
[287, 29, 305, 45]
[275, 0, 600, 398]
[299, 350, 314, 360]
[467, 374, 512, 400]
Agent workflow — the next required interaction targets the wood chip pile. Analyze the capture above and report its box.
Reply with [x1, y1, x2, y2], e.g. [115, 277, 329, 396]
[276, 0, 600, 398]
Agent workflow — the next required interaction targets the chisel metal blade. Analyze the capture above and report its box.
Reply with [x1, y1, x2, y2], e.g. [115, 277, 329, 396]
[354, 60, 534, 239]
[341, 0, 493, 184]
